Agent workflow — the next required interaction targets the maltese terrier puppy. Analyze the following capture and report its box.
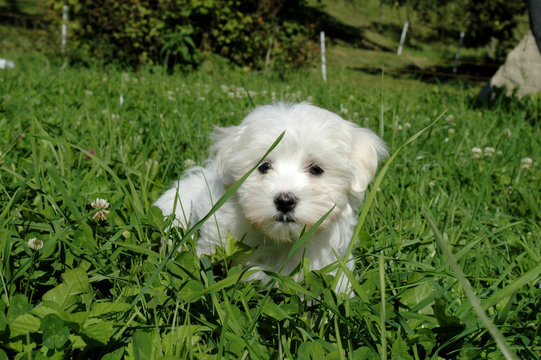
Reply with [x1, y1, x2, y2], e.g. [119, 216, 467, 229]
[154, 102, 387, 293]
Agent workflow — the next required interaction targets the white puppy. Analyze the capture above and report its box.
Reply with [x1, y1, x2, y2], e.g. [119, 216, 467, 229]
[154, 102, 387, 293]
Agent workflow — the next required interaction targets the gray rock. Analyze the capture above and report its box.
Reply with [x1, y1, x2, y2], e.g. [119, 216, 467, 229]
[488, 31, 541, 99]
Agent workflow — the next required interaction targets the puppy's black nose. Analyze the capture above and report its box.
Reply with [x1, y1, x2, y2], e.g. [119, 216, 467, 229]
[274, 192, 297, 213]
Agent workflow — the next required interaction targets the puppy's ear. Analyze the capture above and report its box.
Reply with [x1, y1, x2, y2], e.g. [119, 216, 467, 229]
[349, 127, 388, 196]
[211, 125, 243, 185]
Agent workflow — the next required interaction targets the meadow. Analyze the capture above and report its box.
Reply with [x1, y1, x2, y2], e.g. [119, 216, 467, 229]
[0, 55, 540, 359]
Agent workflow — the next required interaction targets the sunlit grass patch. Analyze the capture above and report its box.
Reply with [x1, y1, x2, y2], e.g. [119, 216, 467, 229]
[0, 59, 539, 359]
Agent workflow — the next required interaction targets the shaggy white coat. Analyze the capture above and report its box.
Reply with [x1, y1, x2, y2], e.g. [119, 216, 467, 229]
[154, 102, 387, 293]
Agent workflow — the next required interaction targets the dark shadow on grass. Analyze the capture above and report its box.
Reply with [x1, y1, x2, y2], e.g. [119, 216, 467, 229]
[348, 61, 499, 85]
[0, 6, 48, 29]
[280, 1, 394, 52]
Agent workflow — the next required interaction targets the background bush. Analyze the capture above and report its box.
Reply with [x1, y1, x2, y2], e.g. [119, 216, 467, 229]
[382, 0, 527, 61]
[49, 0, 317, 70]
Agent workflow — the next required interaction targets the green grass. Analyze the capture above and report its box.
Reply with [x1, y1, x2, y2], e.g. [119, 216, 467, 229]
[0, 54, 540, 359]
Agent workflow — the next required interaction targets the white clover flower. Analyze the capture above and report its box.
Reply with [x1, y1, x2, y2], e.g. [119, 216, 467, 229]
[444, 137, 449, 142]
[472, 147, 482, 159]
[348, 95, 355, 101]
[404, 122, 412, 130]
[28, 238, 43, 251]
[353, 112, 359, 118]
[261, 90, 268, 97]
[228, 92, 235, 99]
[484, 147, 495, 158]
[521, 157, 533, 169]
[197, 97, 206, 102]
[448, 128, 456, 135]
[184, 159, 196, 168]
[220, 84, 229, 93]
[446, 114, 455, 121]
[306, 95, 314, 102]
[396, 124, 403, 132]
[503, 129, 512, 138]
[111, 114, 119, 120]
[497, 150, 503, 156]
[429, 180, 436, 187]
[91, 198, 110, 221]
[339, 105, 348, 115]
[85, 90, 93, 97]
[235, 87, 247, 98]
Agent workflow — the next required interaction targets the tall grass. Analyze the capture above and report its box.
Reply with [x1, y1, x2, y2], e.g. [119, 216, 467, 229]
[0, 56, 539, 359]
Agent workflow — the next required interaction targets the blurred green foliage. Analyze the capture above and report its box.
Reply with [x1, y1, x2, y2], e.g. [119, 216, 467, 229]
[383, 0, 527, 60]
[48, 0, 317, 70]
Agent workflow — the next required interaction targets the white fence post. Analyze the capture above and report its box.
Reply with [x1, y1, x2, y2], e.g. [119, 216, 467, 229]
[320, 31, 327, 83]
[453, 31, 465, 73]
[61, 5, 68, 55]
[397, 21, 409, 56]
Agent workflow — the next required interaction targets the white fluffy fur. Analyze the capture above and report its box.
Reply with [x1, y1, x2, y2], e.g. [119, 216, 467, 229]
[154, 102, 387, 293]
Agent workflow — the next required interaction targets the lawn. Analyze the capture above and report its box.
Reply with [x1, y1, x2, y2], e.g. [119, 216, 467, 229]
[0, 54, 540, 359]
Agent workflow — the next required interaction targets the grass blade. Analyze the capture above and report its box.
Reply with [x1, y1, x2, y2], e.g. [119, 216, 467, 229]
[334, 110, 448, 291]
[379, 251, 387, 360]
[423, 208, 518, 360]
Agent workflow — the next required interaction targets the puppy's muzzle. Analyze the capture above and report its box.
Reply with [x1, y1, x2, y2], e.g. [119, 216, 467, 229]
[274, 192, 297, 222]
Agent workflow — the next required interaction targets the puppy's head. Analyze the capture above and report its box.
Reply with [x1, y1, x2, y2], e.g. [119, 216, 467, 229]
[212, 103, 387, 243]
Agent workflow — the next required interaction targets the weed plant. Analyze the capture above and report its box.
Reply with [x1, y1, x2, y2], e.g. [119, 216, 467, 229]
[0, 56, 539, 359]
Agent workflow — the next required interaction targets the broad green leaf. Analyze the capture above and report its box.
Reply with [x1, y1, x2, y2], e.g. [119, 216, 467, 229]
[6, 294, 32, 322]
[42, 267, 90, 309]
[89, 302, 131, 317]
[261, 302, 291, 321]
[32, 301, 65, 320]
[400, 273, 435, 313]
[102, 347, 125, 360]
[9, 313, 41, 338]
[391, 331, 411, 360]
[433, 297, 462, 328]
[61, 267, 89, 295]
[41, 313, 70, 349]
[68, 334, 86, 349]
[42, 283, 76, 309]
[224, 230, 253, 258]
[132, 330, 153, 360]
[82, 318, 114, 345]
[298, 341, 326, 360]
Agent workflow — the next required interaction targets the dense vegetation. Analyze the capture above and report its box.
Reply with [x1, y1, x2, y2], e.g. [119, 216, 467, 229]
[0, 55, 539, 358]
[41, 0, 530, 69]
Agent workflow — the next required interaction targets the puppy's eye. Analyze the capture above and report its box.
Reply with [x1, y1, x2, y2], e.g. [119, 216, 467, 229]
[309, 164, 324, 176]
[258, 162, 272, 174]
